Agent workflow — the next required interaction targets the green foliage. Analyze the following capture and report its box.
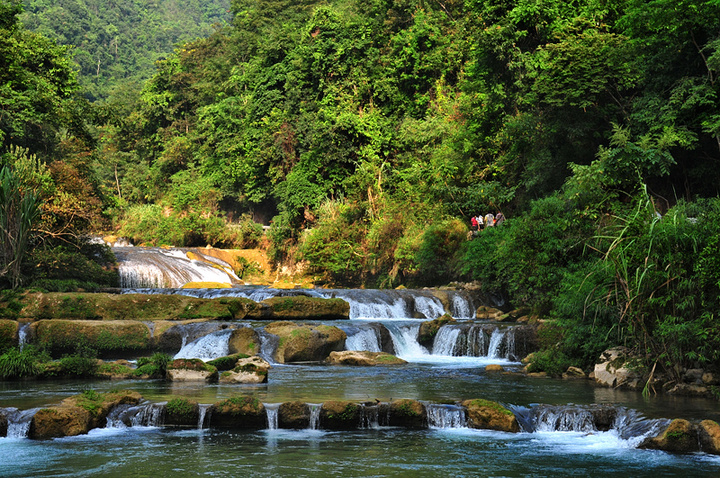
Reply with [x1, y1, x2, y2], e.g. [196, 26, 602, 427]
[165, 397, 195, 419]
[0, 346, 42, 379]
[135, 352, 172, 377]
[526, 348, 573, 377]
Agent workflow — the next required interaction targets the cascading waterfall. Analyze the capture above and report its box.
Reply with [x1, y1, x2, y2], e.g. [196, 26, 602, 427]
[487, 329, 505, 359]
[109, 403, 166, 427]
[413, 296, 446, 319]
[358, 403, 380, 429]
[344, 326, 382, 353]
[17, 323, 30, 350]
[384, 323, 427, 358]
[198, 404, 212, 429]
[308, 404, 321, 430]
[426, 404, 467, 429]
[3, 407, 39, 438]
[174, 329, 232, 361]
[432, 327, 463, 356]
[265, 404, 280, 430]
[114, 247, 238, 288]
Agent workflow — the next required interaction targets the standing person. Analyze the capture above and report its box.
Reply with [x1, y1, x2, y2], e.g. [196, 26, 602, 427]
[477, 215, 484, 228]
[484, 212, 495, 227]
[495, 211, 505, 226]
[471, 215, 478, 231]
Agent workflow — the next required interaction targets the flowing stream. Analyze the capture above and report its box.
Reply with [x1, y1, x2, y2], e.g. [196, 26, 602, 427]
[1, 251, 719, 476]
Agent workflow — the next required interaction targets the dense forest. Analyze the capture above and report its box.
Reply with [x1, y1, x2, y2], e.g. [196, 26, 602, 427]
[1, 0, 720, 382]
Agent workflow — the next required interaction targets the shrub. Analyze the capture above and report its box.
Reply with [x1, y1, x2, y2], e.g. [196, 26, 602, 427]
[0, 347, 42, 379]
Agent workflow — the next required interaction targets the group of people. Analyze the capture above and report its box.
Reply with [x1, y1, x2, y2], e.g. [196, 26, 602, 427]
[470, 211, 505, 231]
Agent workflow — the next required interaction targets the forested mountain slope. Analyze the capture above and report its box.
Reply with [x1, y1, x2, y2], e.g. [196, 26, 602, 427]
[20, 0, 230, 100]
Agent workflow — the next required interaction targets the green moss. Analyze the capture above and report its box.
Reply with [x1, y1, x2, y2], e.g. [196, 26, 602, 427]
[169, 358, 216, 373]
[207, 353, 250, 371]
[467, 399, 514, 416]
[166, 397, 195, 419]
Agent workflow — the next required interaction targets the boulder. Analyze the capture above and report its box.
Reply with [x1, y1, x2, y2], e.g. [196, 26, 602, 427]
[218, 356, 270, 384]
[264, 321, 346, 363]
[417, 314, 455, 348]
[319, 401, 360, 430]
[30, 390, 142, 439]
[207, 353, 251, 371]
[210, 396, 266, 429]
[640, 419, 700, 453]
[485, 364, 504, 372]
[702, 372, 719, 386]
[461, 399, 520, 433]
[278, 401, 311, 429]
[164, 397, 200, 426]
[31, 319, 151, 357]
[683, 369, 704, 383]
[227, 327, 261, 356]
[562, 366, 586, 379]
[592, 347, 643, 389]
[326, 351, 406, 366]
[388, 399, 427, 429]
[247, 296, 350, 321]
[166, 359, 218, 382]
[0, 320, 18, 350]
[699, 420, 720, 455]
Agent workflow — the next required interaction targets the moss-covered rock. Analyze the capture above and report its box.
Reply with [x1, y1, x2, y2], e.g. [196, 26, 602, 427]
[320, 401, 359, 430]
[0, 319, 18, 351]
[699, 420, 720, 455]
[476, 306, 504, 320]
[210, 396, 266, 429]
[95, 360, 136, 379]
[461, 399, 520, 432]
[31, 320, 151, 357]
[417, 314, 455, 348]
[388, 399, 427, 428]
[640, 419, 700, 453]
[18, 292, 258, 322]
[264, 321, 346, 363]
[278, 401, 311, 429]
[227, 327, 261, 356]
[218, 356, 269, 384]
[164, 397, 200, 426]
[248, 296, 350, 321]
[207, 353, 251, 371]
[326, 350, 406, 366]
[29, 390, 142, 439]
[166, 358, 218, 382]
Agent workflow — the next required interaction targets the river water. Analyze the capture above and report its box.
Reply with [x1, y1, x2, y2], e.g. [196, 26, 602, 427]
[2, 271, 720, 475]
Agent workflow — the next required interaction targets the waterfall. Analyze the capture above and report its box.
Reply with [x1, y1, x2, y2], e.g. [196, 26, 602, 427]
[308, 404, 321, 430]
[450, 294, 472, 319]
[384, 323, 427, 358]
[413, 296, 445, 319]
[258, 331, 280, 364]
[432, 326, 462, 356]
[17, 324, 30, 350]
[487, 328, 506, 359]
[114, 247, 238, 288]
[265, 404, 280, 430]
[108, 402, 166, 427]
[528, 405, 598, 433]
[198, 404, 212, 429]
[344, 326, 382, 353]
[613, 408, 672, 446]
[3, 407, 39, 438]
[426, 404, 466, 429]
[174, 329, 232, 361]
[358, 403, 380, 429]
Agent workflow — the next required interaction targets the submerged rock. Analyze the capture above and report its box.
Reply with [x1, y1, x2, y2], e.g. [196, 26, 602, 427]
[264, 321, 346, 363]
[210, 396, 266, 429]
[218, 356, 270, 384]
[562, 366, 586, 379]
[640, 419, 700, 453]
[319, 401, 360, 430]
[462, 399, 520, 433]
[278, 401, 311, 429]
[326, 350, 406, 366]
[485, 364, 504, 372]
